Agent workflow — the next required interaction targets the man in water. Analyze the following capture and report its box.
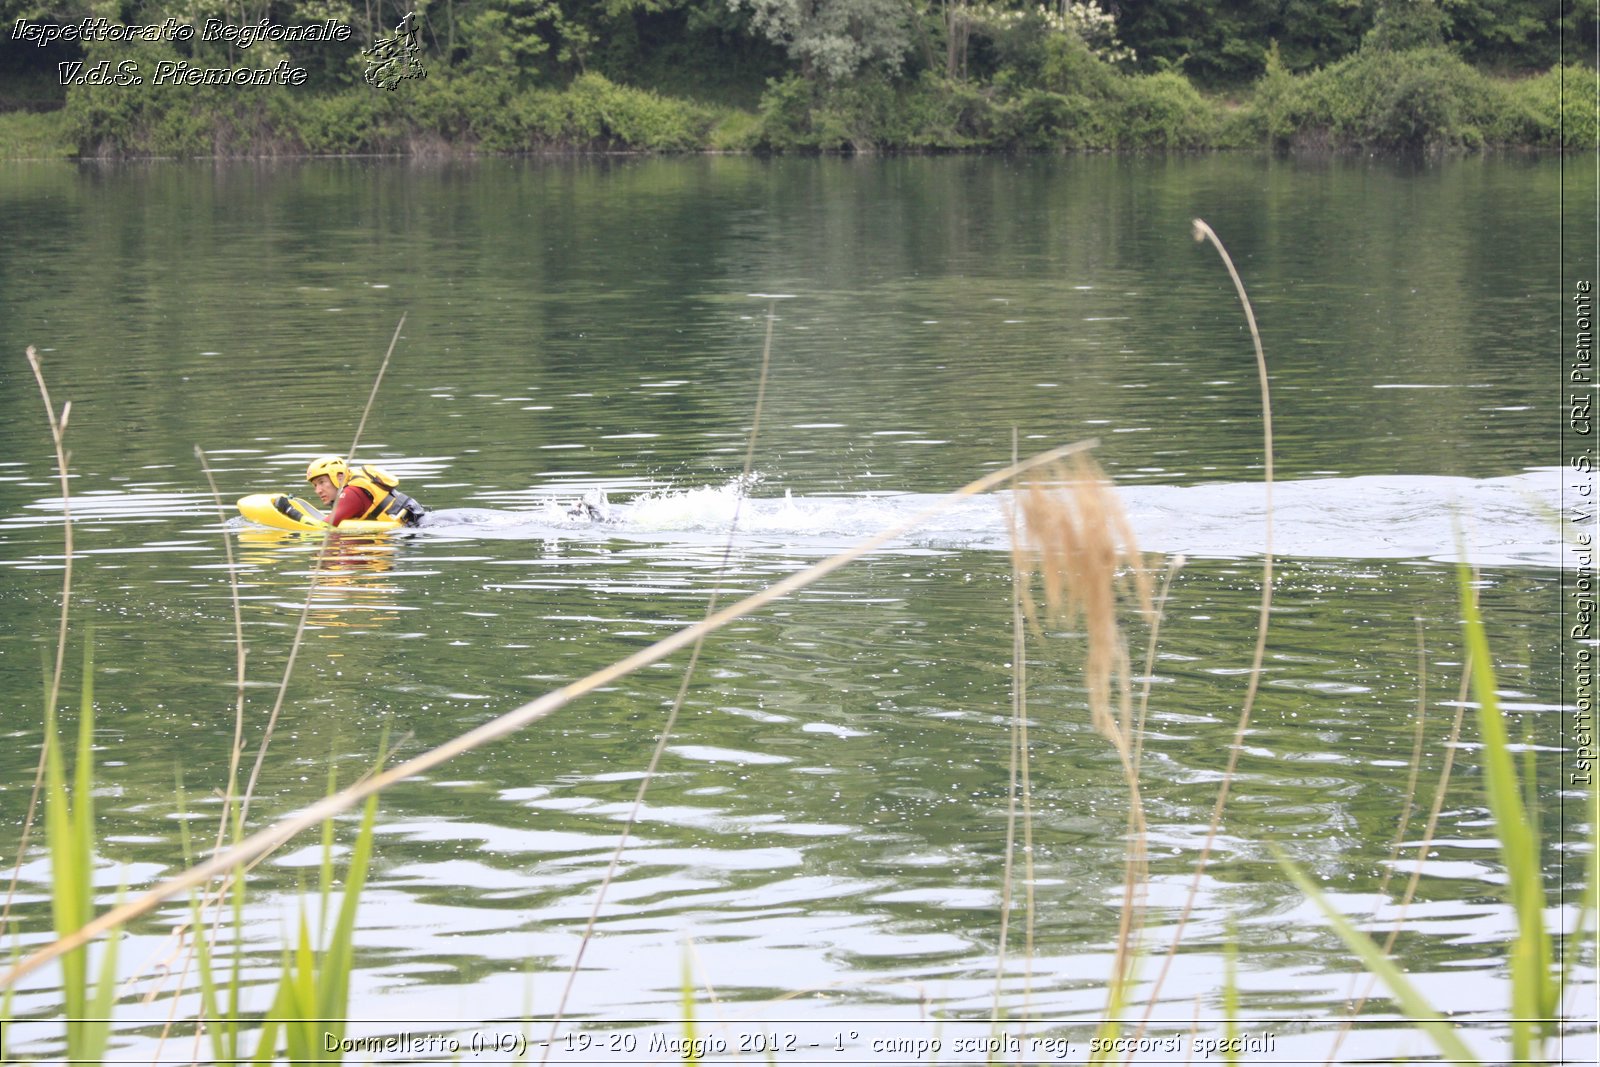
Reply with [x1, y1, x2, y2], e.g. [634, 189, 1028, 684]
[305, 455, 428, 526]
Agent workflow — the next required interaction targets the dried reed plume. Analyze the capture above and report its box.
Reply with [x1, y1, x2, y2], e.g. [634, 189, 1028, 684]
[1007, 453, 1155, 1024]
[1010, 454, 1152, 757]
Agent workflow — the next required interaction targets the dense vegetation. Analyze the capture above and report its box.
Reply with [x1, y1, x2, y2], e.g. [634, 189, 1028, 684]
[0, 0, 1594, 156]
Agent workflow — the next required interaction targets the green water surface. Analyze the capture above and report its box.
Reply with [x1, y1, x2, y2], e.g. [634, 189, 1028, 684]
[0, 154, 1591, 1063]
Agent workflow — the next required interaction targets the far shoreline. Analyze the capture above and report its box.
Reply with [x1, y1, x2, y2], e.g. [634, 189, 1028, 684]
[1, 52, 1591, 162]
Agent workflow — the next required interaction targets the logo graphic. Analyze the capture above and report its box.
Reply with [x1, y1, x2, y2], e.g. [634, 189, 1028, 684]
[362, 11, 425, 90]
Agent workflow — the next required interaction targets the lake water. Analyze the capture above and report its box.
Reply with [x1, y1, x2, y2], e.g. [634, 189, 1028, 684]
[0, 154, 1593, 1063]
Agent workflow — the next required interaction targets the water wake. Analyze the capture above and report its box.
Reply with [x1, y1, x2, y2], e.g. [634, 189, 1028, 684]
[424, 468, 1568, 569]
[0, 468, 1568, 569]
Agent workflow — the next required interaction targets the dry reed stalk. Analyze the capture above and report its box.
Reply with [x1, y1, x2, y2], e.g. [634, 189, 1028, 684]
[996, 430, 1040, 1029]
[1324, 650, 1471, 1063]
[543, 304, 778, 1056]
[1008, 454, 1154, 1021]
[141, 448, 254, 1060]
[1327, 618, 1431, 1043]
[347, 313, 406, 460]
[131, 316, 405, 1052]
[1113, 552, 1185, 1016]
[193, 447, 253, 851]
[238, 312, 405, 829]
[1134, 219, 1276, 1043]
[1132, 555, 1186, 780]
[0, 438, 1100, 993]
[3, 347, 76, 930]
[994, 564, 1028, 1013]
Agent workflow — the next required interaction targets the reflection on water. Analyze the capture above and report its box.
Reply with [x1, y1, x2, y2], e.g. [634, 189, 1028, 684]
[0, 155, 1589, 1062]
[236, 529, 409, 630]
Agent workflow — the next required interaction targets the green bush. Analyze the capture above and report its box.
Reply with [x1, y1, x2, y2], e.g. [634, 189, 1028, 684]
[62, 42, 176, 157]
[997, 89, 1102, 149]
[1266, 46, 1517, 150]
[707, 106, 763, 151]
[755, 75, 843, 151]
[561, 72, 714, 150]
[510, 88, 574, 148]
[1114, 70, 1219, 148]
[898, 74, 996, 148]
[1361, 48, 1501, 148]
[1499, 65, 1598, 148]
[60, 40, 327, 157]
[1241, 41, 1298, 148]
[294, 88, 405, 154]
[209, 92, 302, 155]
[758, 64, 1215, 153]
[752, 73, 1003, 152]
[819, 78, 911, 150]
[0, 110, 72, 159]
[992, 66, 1219, 150]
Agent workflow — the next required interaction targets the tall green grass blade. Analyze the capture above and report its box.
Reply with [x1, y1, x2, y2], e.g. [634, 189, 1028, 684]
[1559, 763, 1599, 1019]
[1088, 992, 1125, 1063]
[188, 890, 224, 1061]
[1456, 566, 1556, 1059]
[42, 673, 82, 1025]
[680, 950, 698, 1066]
[184, 858, 245, 1061]
[85, 888, 121, 1057]
[320, 790, 379, 1049]
[289, 909, 320, 1060]
[1222, 933, 1240, 1067]
[320, 738, 386, 1050]
[1274, 847, 1478, 1065]
[1521, 723, 1539, 830]
[252, 750, 384, 1063]
[1, 943, 15, 1061]
[226, 864, 247, 1059]
[78, 678, 119, 1060]
[177, 781, 226, 1063]
[318, 765, 337, 932]
[43, 642, 121, 1062]
[250, 951, 289, 1066]
[183, 779, 249, 1063]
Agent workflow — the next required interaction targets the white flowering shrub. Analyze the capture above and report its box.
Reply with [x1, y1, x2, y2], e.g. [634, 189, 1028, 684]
[968, 1, 1135, 65]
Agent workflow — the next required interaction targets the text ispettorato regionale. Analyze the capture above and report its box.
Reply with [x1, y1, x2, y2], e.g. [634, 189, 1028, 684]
[12, 17, 353, 49]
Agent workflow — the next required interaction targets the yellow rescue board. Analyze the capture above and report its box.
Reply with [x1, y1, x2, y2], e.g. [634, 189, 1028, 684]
[236, 494, 403, 535]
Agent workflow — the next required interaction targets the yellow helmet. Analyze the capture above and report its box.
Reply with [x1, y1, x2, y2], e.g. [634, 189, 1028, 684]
[305, 455, 349, 486]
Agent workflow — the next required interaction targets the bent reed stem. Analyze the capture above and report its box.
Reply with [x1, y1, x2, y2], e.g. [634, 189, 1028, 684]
[1325, 648, 1471, 1064]
[193, 447, 252, 854]
[144, 447, 255, 1060]
[1135, 220, 1275, 1039]
[347, 313, 406, 462]
[0, 437, 1101, 992]
[3, 347, 77, 931]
